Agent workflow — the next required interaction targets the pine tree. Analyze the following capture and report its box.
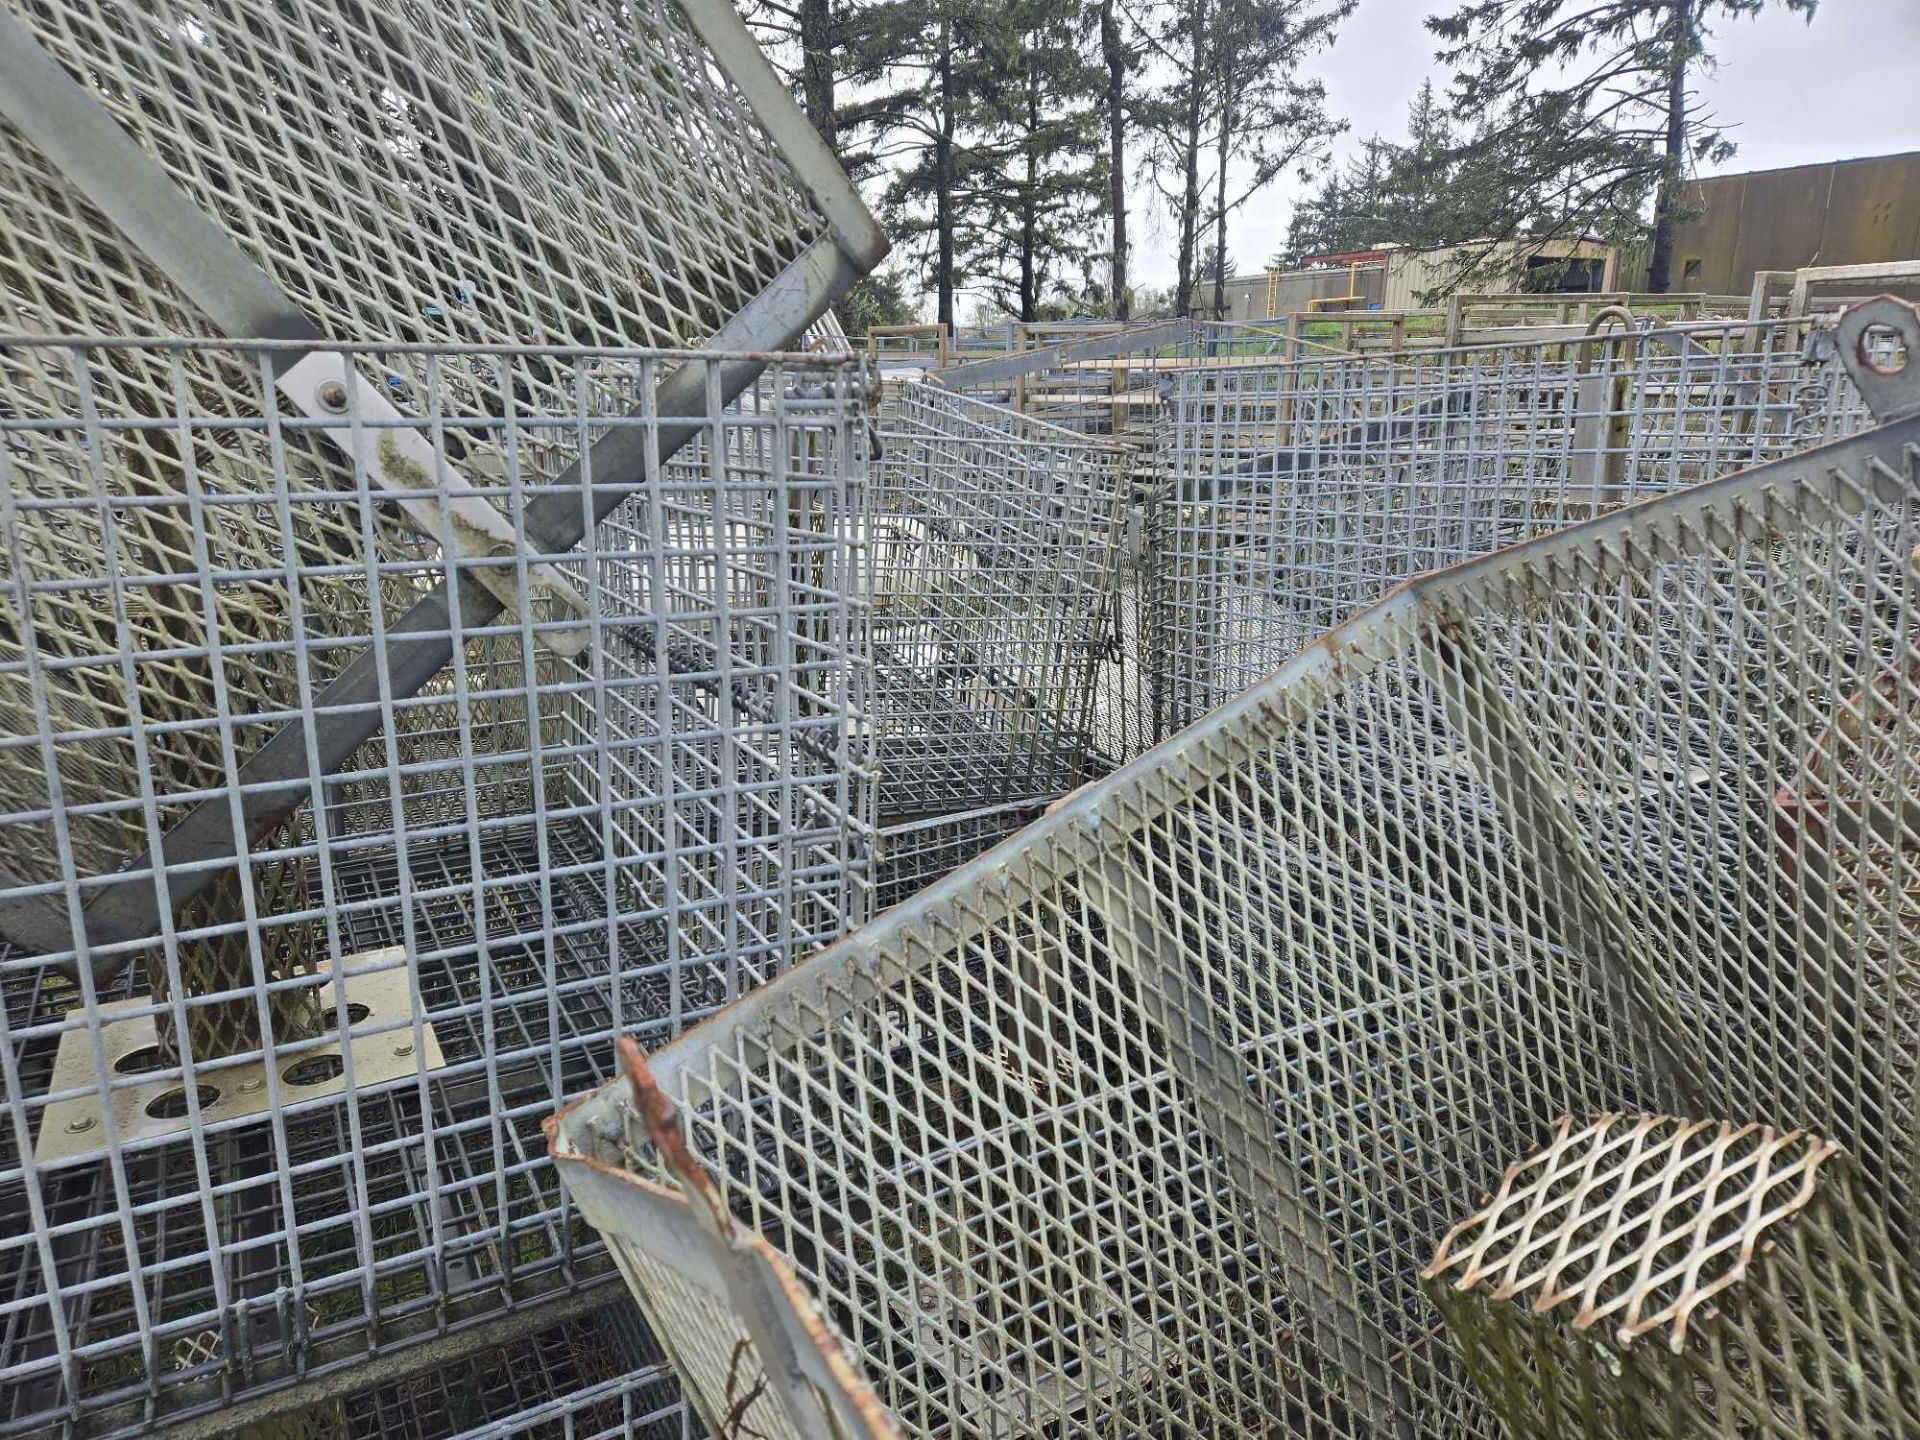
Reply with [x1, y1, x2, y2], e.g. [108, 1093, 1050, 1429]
[969, 0, 1108, 321]
[1427, 0, 1818, 292]
[1144, 0, 1350, 314]
[1096, 0, 1139, 319]
[1276, 82, 1468, 264]
[734, 0, 843, 158]
[840, 0, 1000, 326]
[1205, 0, 1349, 314]
[1141, 0, 1212, 315]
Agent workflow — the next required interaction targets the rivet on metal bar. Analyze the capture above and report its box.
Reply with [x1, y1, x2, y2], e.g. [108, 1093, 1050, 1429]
[276, 353, 591, 657]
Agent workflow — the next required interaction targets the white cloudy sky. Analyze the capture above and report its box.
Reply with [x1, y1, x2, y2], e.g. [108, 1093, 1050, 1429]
[1113, 0, 1919, 294]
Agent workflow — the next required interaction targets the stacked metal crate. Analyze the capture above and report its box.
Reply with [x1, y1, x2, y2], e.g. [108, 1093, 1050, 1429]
[553, 304, 1920, 1439]
[0, 0, 887, 1431]
[1150, 318, 1879, 736]
[336, 1303, 694, 1440]
[865, 384, 1131, 907]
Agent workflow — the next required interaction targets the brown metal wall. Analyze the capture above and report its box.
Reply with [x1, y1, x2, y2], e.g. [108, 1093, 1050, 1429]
[1669, 150, 1920, 293]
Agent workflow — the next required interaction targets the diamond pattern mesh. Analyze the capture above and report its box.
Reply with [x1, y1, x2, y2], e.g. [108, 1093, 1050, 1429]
[557, 394, 1920, 1438]
[1424, 1115, 1920, 1437]
[3, 0, 822, 356]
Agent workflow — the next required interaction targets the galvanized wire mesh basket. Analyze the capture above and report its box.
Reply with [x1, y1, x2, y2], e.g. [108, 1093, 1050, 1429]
[0, 0, 887, 1425]
[553, 301, 1920, 1440]
[1149, 317, 1878, 734]
[337, 1302, 696, 1440]
[0, 338, 876, 1436]
[870, 385, 1131, 819]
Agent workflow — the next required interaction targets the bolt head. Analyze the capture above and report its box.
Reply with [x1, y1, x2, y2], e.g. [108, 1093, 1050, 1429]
[395, 1042, 415, 1057]
[65, 1115, 96, 1134]
[315, 378, 350, 413]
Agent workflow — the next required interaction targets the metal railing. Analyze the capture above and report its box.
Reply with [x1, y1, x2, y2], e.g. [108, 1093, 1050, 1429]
[552, 300, 1920, 1440]
[930, 321, 1298, 437]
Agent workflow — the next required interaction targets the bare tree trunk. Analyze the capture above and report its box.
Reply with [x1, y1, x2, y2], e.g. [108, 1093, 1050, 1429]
[1211, 93, 1231, 317]
[799, 0, 836, 154]
[1174, 0, 1205, 315]
[1647, 0, 1689, 293]
[1021, 51, 1039, 321]
[1101, 0, 1129, 320]
[936, 18, 957, 327]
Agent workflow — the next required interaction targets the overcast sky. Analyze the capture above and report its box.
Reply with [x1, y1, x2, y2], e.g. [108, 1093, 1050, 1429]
[1122, 0, 1920, 291]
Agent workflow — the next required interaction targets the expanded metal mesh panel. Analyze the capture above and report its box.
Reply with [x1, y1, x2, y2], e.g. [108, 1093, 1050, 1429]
[0, 338, 872, 1437]
[1424, 1115, 1920, 1437]
[558, 374, 1920, 1439]
[1152, 320, 1878, 733]
[2, 0, 824, 358]
[870, 385, 1128, 817]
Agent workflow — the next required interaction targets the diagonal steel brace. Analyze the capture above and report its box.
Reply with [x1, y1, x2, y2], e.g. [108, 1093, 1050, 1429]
[0, 6, 884, 974]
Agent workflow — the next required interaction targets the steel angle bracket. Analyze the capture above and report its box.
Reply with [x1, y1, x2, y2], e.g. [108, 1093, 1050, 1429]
[34, 948, 443, 1166]
[276, 353, 591, 657]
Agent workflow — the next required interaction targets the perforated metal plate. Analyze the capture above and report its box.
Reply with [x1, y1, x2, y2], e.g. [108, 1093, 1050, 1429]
[35, 950, 442, 1164]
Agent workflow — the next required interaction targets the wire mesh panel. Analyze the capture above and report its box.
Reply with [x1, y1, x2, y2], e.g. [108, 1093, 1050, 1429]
[1424, 1115, 1920, 1438]
[1, 0, 855, 357]
[872, 801, 1046, 914]
[0, 337, 873, 1437]
[868, 385, 1129, 818]
[339, 1304, 695, 1440]
[1151, 319, 1879, 734]
[555, 308, 1920, 1440]
[0, 0, 885, 1010]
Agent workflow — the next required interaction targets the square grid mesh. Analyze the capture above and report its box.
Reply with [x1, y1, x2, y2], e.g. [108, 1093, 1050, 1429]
[869, 385, 1129, 818]
[0, 338, 872, 1436]
[1150, 319, 1877, 735]
[338, 1303, 695, 1440]
[556, 379, 1920, 1438]
[872, 801, 1046, 915]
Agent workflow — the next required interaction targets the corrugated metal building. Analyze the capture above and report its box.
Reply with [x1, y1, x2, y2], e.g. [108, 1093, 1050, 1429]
[1191, 264, 1383, 322]
[1667, 150, 1920, 294]
[1379, 237, 1614, 309]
